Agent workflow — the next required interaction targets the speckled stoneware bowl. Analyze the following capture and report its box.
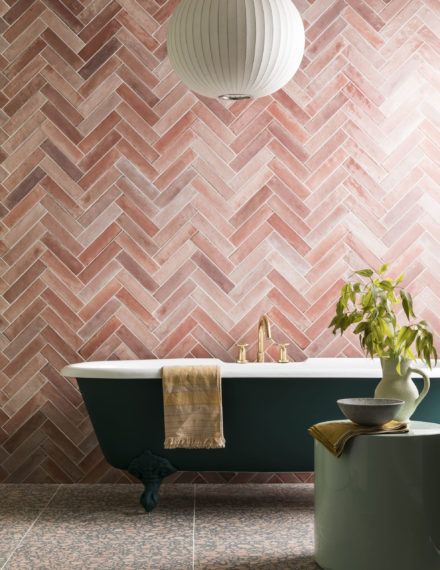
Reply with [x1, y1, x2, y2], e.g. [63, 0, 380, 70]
[337, 398, 404, 426]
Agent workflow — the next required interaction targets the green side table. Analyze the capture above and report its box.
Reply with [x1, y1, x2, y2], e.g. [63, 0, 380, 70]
[314, 421, 440, 570]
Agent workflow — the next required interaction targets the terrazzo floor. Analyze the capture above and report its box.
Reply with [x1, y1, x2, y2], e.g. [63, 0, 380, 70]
[0, 484, 318, 569]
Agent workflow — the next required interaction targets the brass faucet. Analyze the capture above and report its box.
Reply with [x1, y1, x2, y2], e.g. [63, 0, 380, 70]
[257, 314, 272, 362]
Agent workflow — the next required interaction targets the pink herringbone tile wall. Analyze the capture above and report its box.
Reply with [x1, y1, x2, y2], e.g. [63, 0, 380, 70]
[0, 0, 439, 483]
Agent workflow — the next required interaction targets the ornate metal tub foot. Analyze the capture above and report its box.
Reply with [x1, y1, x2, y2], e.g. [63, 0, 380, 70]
[127, 450, 177, 512]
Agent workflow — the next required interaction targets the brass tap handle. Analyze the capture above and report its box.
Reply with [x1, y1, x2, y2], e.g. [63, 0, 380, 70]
[278, 343, 290, 363]
[236, 344, 249, 364]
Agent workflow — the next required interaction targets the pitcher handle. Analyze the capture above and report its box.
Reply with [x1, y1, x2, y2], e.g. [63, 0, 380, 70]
[409, 367, 430, 406]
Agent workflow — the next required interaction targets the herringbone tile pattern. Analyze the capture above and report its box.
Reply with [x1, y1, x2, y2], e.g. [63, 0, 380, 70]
[0, 0, 439, 482]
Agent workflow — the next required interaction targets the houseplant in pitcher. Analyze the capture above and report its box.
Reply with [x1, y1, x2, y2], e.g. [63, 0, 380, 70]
[329, 264, 437, 422]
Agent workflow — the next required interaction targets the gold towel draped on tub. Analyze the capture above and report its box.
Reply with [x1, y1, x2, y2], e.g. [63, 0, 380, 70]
[162, 365, 225, 449]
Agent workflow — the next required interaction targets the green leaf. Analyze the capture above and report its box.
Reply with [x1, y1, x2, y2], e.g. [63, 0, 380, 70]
[381, 319, 393, 337]
[406, 291, 416, 318]
[362, 290, 372, 308]
[328, 264, 436, 363]
[379, 279, 393, 291]
[355, 269, 374, 278]
[405, 329, 417, 348]
[396, 326, 408, 346]
[341, 284, 351, 307]
[400, 291, 410, 320]
[404, 347, 415, 359]
[353, 322, 367, 334]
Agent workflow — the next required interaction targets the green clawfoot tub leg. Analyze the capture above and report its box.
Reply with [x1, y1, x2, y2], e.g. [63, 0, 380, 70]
[127, 450, 177, 512]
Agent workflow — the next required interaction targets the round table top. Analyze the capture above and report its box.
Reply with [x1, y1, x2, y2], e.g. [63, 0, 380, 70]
[380, 420, 440, 437]
[326, 420, 440, 437]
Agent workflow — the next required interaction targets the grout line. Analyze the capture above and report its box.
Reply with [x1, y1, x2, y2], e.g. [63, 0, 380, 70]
[1, 485, 61, 570]
[192, 484, 196, 570]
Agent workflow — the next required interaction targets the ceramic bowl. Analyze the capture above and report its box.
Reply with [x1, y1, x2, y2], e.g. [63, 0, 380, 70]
[337, 397, 404, 426]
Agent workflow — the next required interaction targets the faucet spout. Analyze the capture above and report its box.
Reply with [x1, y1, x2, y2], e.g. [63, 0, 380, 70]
[257, 314, 272, 363]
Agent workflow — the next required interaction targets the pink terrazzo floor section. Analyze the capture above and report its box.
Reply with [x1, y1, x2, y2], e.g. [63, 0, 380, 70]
[0, 484, 318, 569]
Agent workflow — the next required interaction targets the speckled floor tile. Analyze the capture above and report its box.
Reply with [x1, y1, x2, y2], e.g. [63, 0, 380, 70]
[4, 485, 194, 570]
[0, 485, 58, 512]
[4, 510, 193, 570]
[0, 485, 59, 568]
[47, 483, 192, 512]
[0, 511, 41, 568]
[0, 484, 320, 569]
[194, 483, 314, 509]
[194, 484, 318, 570]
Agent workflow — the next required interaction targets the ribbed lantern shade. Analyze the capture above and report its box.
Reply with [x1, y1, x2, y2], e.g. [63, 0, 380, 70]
[167, 0, 305, 100]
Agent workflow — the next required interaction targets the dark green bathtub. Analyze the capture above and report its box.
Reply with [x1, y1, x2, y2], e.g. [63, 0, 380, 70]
[77, 375, 440, 473]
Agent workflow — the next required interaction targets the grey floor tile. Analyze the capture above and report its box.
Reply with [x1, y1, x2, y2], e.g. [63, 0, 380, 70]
[0, 485, 58, 512]
[0, 510, 41, 569]
[0, 483, 319, 569]
[194, 484, 318, 570]
[48, 483, 192, 512]
[0, 485, 59, 568]
[195, 483, 314, 509]
[4, 485, 195, 570]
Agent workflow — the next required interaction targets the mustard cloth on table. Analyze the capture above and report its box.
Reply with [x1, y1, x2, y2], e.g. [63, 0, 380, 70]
[308, 420, 408, 457]
[162, 365, 225, 449]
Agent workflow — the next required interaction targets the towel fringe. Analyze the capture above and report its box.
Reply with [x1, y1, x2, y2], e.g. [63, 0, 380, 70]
[164, 436, 226, 450]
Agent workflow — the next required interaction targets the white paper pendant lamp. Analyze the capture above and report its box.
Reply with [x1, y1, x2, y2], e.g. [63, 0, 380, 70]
[167, 0, 305, 100]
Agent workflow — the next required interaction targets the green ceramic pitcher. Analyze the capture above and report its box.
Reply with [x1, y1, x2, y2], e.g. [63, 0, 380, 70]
[375, 358, 430, 422]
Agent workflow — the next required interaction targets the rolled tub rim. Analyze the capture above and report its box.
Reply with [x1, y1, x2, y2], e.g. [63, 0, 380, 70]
[61, 357, 440, 380]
